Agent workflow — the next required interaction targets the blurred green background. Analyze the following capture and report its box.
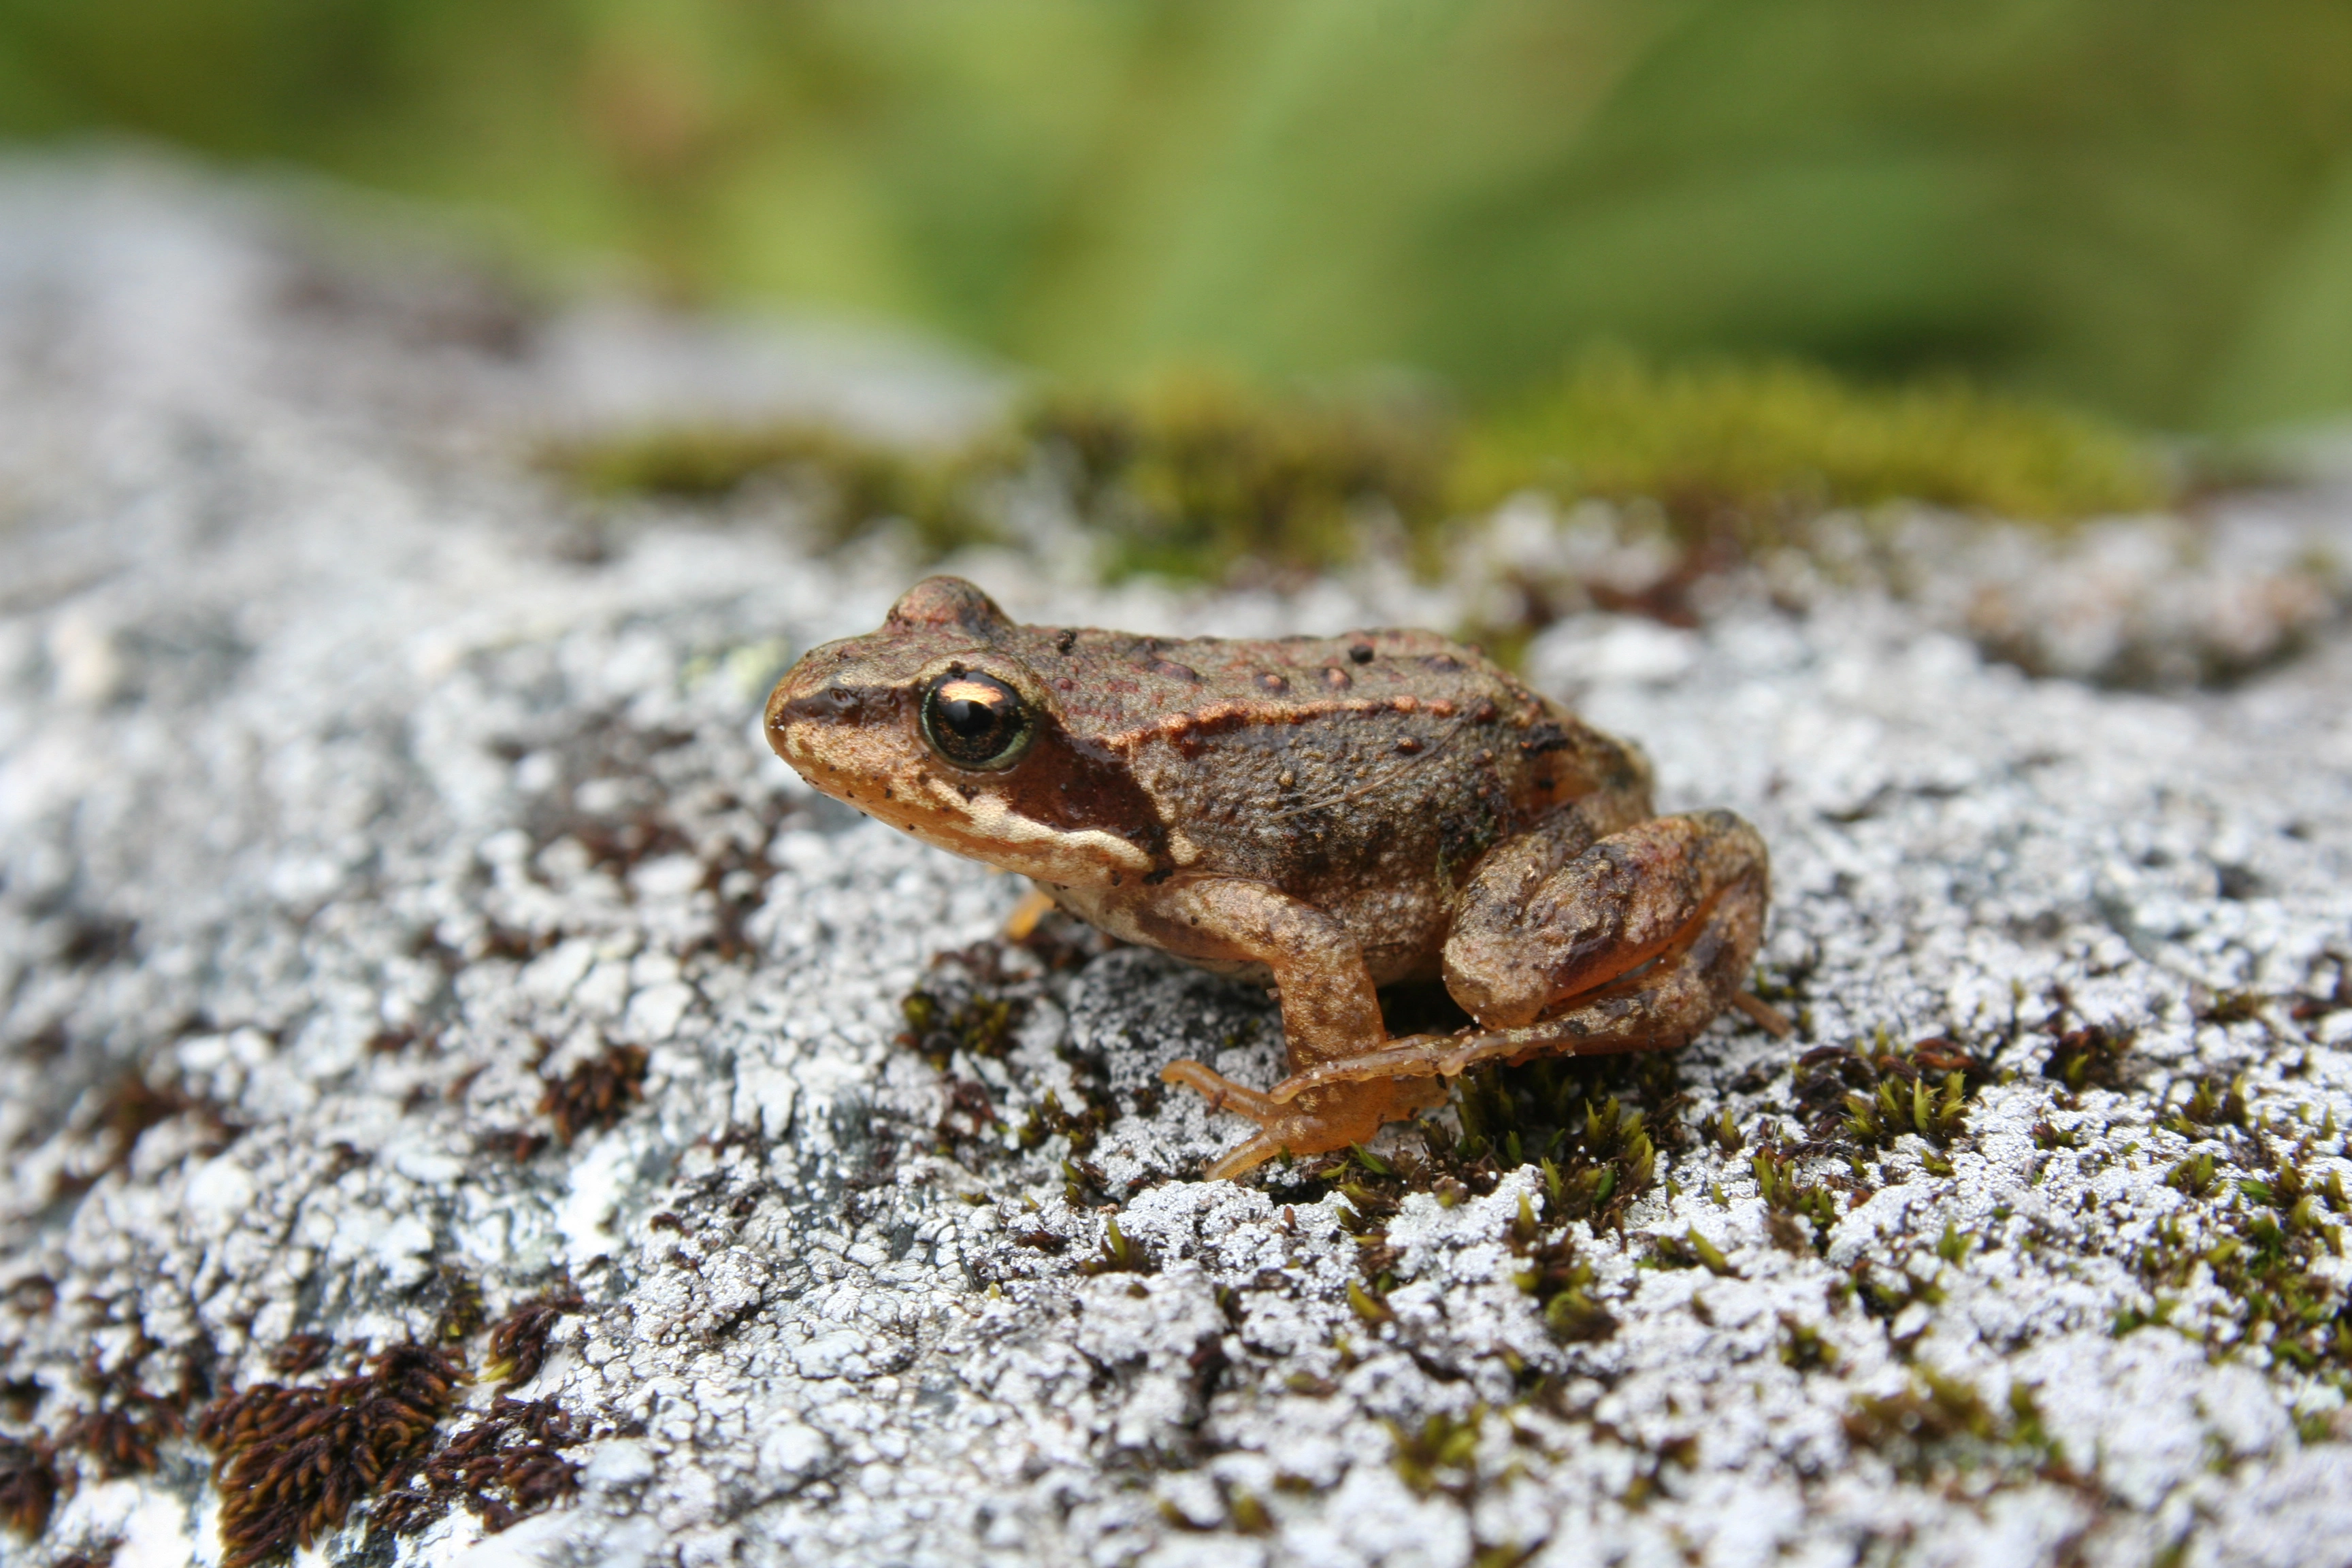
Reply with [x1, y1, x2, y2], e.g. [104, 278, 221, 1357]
[5, 0, 2352, 433]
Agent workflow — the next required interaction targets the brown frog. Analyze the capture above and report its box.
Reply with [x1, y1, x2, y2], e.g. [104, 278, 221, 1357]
[765, 576, 1771, 1179]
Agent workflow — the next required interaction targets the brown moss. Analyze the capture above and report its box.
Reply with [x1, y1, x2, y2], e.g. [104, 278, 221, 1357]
[374, 1395, 581, 1538]
[483, 1290, 585, 1389]
[0, 1437, 59, 1538]
[267, 1337, 333, 1377]
[0, 1377, 40, 1423]
[194, 1343, 461, 1568]
[59, 1405, 170, 1479]
[53, 1070, 241, 1200]
[539, 1044, 650, 1147]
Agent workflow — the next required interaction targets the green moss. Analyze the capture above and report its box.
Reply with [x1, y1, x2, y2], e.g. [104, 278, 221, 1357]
[550, 354, 2176, 588]
[1779, 1316, 1835, 1373]
[2123, 1079, 2352, 1379]
[1465, 349, 2172, 542]
[546, 375, 1454, 584]
[900, 987, 1022, 1070]
[1076, 1216, 1154, 1277]
[1788, 1032, 1991, 1160]
[2044, 1023, 2136, 1094]
[544, 422, 1001, 557]
[1024, 375, 1452, 582]
[1842, 1371, 2066, 1482]
[1386, 1406, 1484, 1499]
[1752, 1147, 1840, 1254]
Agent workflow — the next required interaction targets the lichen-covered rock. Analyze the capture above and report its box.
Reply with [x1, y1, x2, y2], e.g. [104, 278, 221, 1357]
[3, 160, 2351, 1568]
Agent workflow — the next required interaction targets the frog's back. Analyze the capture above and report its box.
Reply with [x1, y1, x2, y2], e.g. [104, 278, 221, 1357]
[1011, 619, 1642, 897]
[1009, 623, 1525, 747]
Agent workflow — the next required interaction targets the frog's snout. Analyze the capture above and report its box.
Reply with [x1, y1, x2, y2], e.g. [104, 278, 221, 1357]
[765, 662, 843, 763]
[762, 651, 910, 791]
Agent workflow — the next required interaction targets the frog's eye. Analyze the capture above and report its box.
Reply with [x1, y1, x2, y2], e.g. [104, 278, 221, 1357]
[921, 672, 1034, 770]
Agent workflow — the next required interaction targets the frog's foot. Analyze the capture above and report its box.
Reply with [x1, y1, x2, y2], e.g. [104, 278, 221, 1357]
[1160, 1060, 1443, 1180]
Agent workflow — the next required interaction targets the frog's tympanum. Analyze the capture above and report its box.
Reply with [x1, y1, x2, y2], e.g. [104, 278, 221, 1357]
[766, 578, 1769, 1180]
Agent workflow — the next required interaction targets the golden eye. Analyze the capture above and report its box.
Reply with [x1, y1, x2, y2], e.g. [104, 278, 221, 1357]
[920, 672, 1033, 770]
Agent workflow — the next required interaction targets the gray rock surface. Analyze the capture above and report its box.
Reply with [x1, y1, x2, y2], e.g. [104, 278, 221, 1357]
[4, 160, 2352, 1568]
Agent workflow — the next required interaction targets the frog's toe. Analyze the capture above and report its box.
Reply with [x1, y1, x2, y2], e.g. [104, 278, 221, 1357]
[1203, 1130, 1291, 1181]
[1160, 1059, 1279, 1119]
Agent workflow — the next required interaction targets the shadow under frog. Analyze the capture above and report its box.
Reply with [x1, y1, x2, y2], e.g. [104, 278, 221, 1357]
[766, 576, 1769, 1180]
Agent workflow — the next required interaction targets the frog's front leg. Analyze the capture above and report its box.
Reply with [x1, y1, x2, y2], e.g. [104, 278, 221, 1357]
[1145, 878, 1447, 1179]
[1263, 809, 1769, 1102]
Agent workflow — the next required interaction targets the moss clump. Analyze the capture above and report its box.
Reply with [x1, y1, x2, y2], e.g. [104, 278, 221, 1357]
[537, 1043, 650, 1147]
[1510, 1209, 1616, 1343]
[2165, 1073, 2251, 1134]
[553, 356, 2170, 589]
[1385, 1406, 1484, 1499]
[195, 1344, 462, 1568]
[1434, 1053, 1686, 1232]
[893, 932, 1126, 1168]
[372, 1395, 582, 1539]
[482, 1289, 585, 1389]
[1076, 1217, 1155, 1277]
[0, 1437, 59, 1538]
[899, 987, 1022, 1071]
[1780, 1316, 1836, 1373]
[1025, 375, 1451, 583]
[1467, 349, 2172, 543]
[1751, 1146, 1840, 1254]
[429, 1267, 487, 1348]
[59, 1405, 167, 1479]
[2121, 1077, 2352, 1374]
[1842, 1372, 2065, 1482]
[1642, 1226, 1737, 1277]
[1790, 1033, 1991, 1156]
[546, 423, 996, 558]
[547, 376, 1452, 585]
[2043, 1022, 2136, 1094]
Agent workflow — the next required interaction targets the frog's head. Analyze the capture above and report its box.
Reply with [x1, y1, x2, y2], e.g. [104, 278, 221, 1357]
[764, 577, 1167, 885]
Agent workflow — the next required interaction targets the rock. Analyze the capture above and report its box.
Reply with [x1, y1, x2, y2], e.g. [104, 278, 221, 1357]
[3, 158, 2351, 1568]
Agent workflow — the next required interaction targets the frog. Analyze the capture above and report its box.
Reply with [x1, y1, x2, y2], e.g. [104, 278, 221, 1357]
[765, 576, 1771, 1180]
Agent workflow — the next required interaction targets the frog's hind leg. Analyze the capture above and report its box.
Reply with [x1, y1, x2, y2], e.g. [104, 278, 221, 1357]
[1145, 876, 1450, 1178]
[1264, 809, 1768, 1105]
